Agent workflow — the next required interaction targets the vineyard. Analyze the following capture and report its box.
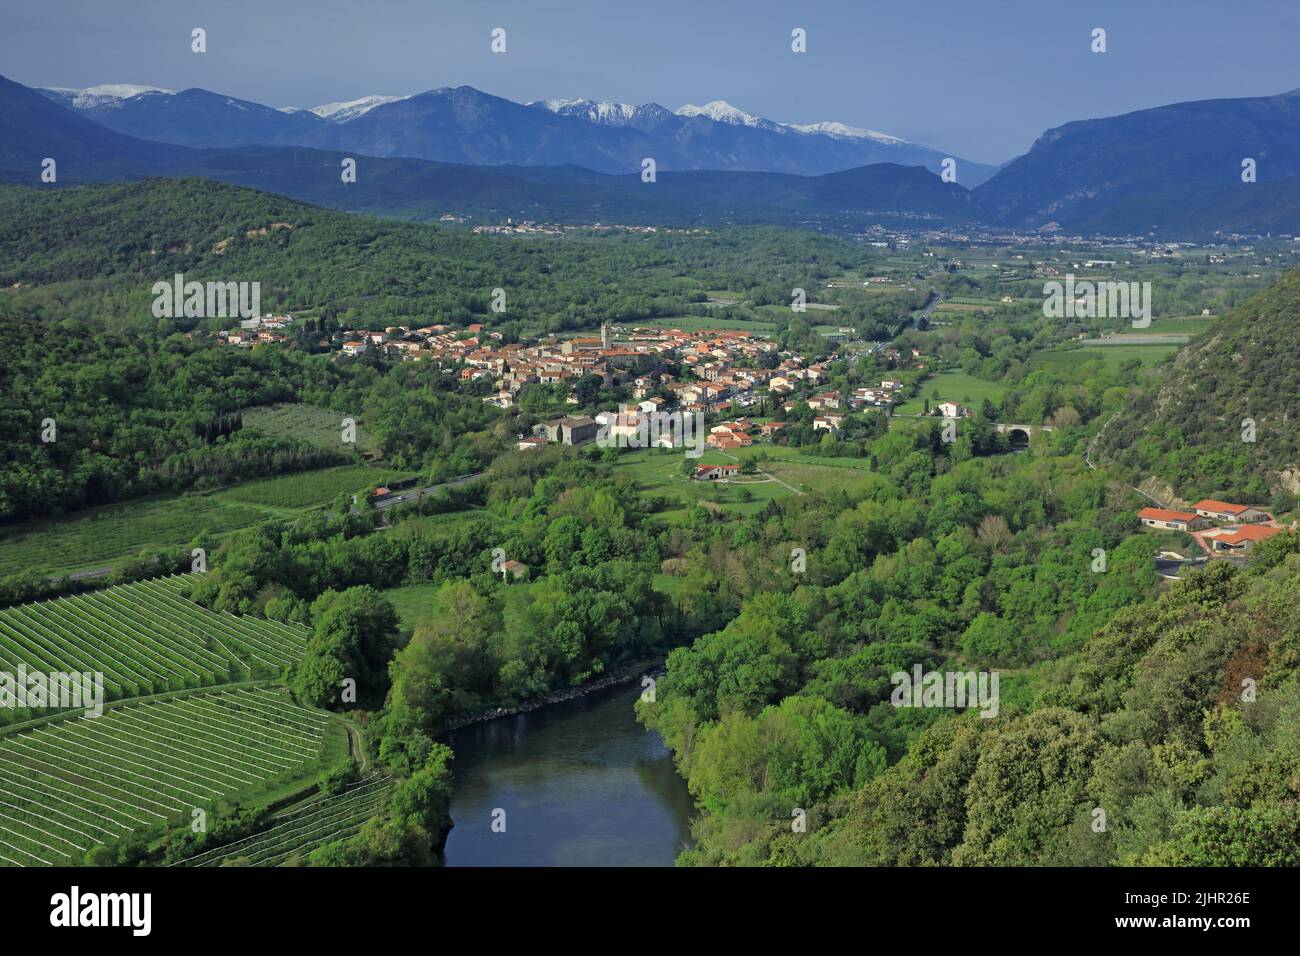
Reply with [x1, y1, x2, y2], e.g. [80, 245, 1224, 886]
[174, 772, 395, 867]
[0, 687, 336, 865]
[0, 575, 309, 717]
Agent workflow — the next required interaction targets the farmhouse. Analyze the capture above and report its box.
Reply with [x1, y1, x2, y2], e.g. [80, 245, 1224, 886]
[693, 464, 741, 481]
[1137, 507, 1205, 532]
[937, 401, 970, 419]
[1192, 500, 1269, 523]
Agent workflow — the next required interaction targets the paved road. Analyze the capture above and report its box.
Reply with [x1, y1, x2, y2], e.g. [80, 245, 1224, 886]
[368, 472, 484, 511]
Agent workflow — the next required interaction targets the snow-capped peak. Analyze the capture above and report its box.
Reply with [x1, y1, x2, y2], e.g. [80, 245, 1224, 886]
[529, 98, 670, 126]
[307, 94, 407, 122]
[788, 121, 908, 145]
[676, 100, 781, 131]
[45, 84, 174, 109]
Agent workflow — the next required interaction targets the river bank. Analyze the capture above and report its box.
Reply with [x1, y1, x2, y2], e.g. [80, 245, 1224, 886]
[436, 656, 665, 736]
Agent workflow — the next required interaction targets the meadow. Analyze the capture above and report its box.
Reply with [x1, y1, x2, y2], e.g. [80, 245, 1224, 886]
[0, 464, 409, 578]
[895, 371, 1008, 414]
[241, 402, 377, 456]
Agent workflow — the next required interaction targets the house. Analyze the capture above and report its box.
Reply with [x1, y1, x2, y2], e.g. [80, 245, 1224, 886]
[517, 436, 547, 451]
[693, 464, 741, 481]
[535, 416, 598, 446]
[501, 559, 529, 580]
[341, 341, 368, 356]
[1203, 524, 1284, 553]
[813, 414, 844, 433]
[760, 422, 787, 437]
[1137, 507, 1205, 532]
[937, 401, 969, 419]
[1192, 500, 1270, 523]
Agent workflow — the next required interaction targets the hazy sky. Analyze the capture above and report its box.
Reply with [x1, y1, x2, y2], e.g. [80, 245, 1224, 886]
[3, 0, 1298, 164]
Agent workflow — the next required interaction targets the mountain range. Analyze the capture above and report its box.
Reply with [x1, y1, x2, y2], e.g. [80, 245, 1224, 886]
[8, 74, 1300, 237]
[39, 83, 998, 186]
[0, 75, 977, 227]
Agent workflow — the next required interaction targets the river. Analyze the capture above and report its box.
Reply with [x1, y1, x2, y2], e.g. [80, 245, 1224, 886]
[440, 681, 696, 866]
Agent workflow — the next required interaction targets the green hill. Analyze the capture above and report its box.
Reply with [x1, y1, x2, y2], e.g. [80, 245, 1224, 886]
[1093, 270, 1300, 506]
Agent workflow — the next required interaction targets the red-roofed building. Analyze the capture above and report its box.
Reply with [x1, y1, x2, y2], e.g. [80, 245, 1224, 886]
[1138, 507, 1206, 532]
[1192, 500, 1270, 523]
[693, 464, 741, 480]
[1204, 524, 1284, 553]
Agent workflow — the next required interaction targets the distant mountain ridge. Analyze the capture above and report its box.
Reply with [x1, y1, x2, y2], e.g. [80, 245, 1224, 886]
[0, 74, 979, 228]
[976, 87, 1300, 234]
[38, 81, 997, 184]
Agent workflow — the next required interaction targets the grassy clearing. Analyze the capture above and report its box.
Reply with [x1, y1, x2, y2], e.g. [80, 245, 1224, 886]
[612, 448, 791, 519]
[381, 582, 445, 631]
[0, 464, 410, 578]
[241, 403, 376, 455]
[217, 465, 417, 511]
[895, 371, 1008, 414]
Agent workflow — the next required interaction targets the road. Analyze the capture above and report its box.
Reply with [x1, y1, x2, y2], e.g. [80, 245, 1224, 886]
[367, 472, 484, 512]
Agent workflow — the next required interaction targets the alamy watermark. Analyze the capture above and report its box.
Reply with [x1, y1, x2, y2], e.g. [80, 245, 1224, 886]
[596, 404, 705, 457]
[0, 666, 105, 718]
[890, 665, 1000, 718]
[1042, 275, 1151, 327]
[151, 273, 261, 320]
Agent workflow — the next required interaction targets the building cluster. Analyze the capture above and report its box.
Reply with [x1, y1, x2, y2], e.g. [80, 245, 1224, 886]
[1138, 498, 1288, 555]
[220, 314, 294, 347]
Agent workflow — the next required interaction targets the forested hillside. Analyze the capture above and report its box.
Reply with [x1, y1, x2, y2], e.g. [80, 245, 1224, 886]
[651, 541, 1300, 866]
[1094, 270, 1300, 503]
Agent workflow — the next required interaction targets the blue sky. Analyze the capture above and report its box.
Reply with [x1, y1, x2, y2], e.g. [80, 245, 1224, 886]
[3, 0, 1298, 163]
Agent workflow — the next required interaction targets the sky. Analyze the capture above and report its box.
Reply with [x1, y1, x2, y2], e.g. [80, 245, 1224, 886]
[3, 0, 1298, 164]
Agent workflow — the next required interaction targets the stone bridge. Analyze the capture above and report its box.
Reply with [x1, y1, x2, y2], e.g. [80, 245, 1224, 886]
[992, 423, 1055, 445]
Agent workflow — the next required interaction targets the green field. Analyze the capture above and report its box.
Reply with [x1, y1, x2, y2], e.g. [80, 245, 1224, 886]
[217, 465, 416, 511]
[0, 496, 269, 578]
[895, 371, 1008, 414]
[0, 465, 408, 578]
[382, 582, 444, 630]
[176, 771, 394, 867]
[241, 402, 376, 455]
[0, 575, 309, 714]
[613, 448, 792, 520]
[0, 686, 338, 865]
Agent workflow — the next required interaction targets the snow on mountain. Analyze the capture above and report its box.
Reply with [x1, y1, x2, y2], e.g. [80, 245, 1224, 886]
[675, 100, 784, 132]
[307, 94, 407, 122]
[44, 84, 174, 109]
[529, 98, 673, 127]
[788, 121, 908, 145]
[676, 101, 910, 144]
